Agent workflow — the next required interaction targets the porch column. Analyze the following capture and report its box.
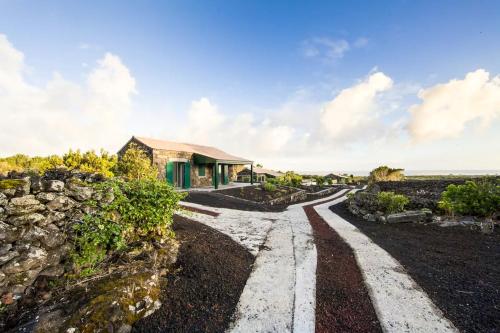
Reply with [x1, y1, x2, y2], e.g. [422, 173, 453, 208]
[214, 162, 219, 189]
[250, 164, 254, 185]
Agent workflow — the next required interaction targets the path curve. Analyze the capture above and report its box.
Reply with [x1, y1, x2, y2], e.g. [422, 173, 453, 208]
[314, 193, 458, 333]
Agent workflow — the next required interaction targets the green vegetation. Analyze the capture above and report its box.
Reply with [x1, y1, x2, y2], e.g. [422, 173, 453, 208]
[0, 150, 117, 177]
[438, 179, 500, 218]
[115, 143, 157, 180]
[273, 171, 303, 187]
[368, 165, 405, 183]
[262, 181, 277, 192]
[0, 179, 26, 190]
[313, 175, 325, 187]
[377, 191, 410, 214]
[63, 149, 117, 177]
[72, 179, 185, 274]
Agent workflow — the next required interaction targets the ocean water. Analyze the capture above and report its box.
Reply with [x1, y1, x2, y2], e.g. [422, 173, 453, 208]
[299, 170, 500, 177]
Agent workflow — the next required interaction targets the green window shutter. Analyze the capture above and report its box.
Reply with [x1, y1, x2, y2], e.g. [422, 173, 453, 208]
[223, 165, 229, 185]
[166, 162, 174, 185]
[184, 163, 191, 188]
[198, 164, 205, 176]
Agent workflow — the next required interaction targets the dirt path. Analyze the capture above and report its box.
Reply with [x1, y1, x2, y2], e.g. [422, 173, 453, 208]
[314, 194, 457, 333]
[180, 190, 349, 333]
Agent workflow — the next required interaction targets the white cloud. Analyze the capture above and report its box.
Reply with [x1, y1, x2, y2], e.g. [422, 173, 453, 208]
[0, 34, 136, 156]
[408, 69, 500, 142]
[178, 98, 294, 159]
[320, 72, 394, 141]
[302, 37, 350, 61]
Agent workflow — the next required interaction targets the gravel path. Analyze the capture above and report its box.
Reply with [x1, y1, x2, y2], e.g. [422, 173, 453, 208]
[314, 194, 458, 333]
[179, 190, 349, 333]
[178, 189, 457, 333]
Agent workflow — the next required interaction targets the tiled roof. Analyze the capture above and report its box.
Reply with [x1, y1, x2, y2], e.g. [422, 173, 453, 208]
[133, 136, 252, 163]
[252, 167, 283, 177]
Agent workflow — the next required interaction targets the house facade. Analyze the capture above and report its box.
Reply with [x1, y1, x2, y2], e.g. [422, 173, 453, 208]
[324, 173, 348, 184]
[118, 136, 253, 189]
[237, 167, 283, 183]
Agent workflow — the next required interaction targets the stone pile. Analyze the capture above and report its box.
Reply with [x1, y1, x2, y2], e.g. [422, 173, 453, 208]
[0, 169, 105, 296]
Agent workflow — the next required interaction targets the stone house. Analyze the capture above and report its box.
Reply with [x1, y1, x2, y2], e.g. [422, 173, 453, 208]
[324, 173, 349, 184]
[237, 167, 283, 183]
[118, 136, 253, 189]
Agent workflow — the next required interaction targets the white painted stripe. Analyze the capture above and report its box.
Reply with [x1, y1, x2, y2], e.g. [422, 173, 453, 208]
[314, 196, 458, 333]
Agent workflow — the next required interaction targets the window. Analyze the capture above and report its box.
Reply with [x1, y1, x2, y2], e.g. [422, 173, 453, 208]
[198, 164, 206, 177]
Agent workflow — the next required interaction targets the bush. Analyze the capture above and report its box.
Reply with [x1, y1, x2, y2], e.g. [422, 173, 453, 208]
[262, 181, 277, 192]
[63, 149, 117, 177]
[116, 143, 158, 180]
[368, 165, 405, 183]
[438, 179, 500, 217]
[72, 179, 185, 273]
[0, 154, 64, 175]
[313, 175, 325, 187]
[326, 178, 333, 185]
[276, 171, 303, 187]
[377, 191, 410, 214]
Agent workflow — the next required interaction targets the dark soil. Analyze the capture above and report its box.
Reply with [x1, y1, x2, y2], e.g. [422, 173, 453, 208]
[133, 215, 254, 333]
[183, 191, 288, 212]
[217, 185, 299, 202]
[331, 202, 500, 333]
[183, 187, 348, 212]
[304, 200, 382, 333]
[179, 204, 220, 217]
[375, 179, 470, 211]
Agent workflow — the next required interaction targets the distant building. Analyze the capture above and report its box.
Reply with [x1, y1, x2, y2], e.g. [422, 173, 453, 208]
[324, 173, 349, 184]
[118, 136, 252, 189]
[237, 167, 283, 183]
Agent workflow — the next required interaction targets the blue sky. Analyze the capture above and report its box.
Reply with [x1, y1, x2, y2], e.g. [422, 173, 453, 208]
[1, 0, 499, 172]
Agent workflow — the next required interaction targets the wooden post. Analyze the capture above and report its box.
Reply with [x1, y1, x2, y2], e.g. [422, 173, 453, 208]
[214, 162, 219, 189]
[250, 164, 254, 185]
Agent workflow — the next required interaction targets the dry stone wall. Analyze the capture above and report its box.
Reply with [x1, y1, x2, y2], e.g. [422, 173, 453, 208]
[0, 170, 107, 296]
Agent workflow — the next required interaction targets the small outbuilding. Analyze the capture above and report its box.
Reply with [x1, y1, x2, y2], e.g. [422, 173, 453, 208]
[118, 136, 253, 189]
[324, 173, 349, 184]
[237, 167, 283, 183]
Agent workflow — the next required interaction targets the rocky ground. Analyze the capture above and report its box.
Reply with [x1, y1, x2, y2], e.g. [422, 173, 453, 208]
[331, 201, 500, 333]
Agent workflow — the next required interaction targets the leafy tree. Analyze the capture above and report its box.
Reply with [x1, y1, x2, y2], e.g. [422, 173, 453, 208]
[256, 163, 263, 168]
[368, 165, 405, 183]
[116, 143, 158, 180]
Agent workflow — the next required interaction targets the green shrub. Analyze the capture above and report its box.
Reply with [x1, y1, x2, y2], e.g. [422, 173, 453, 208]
[326, 178, 333, 185]
[377, 191, 409, 214]
[63, 149, 117, 177]
[116, 143, 158, 180]
[368, 165, 405, 183]
[313, 175, 325, 187]
[72, 179, 185, 272]
[262, 181, 277, 192]
[438, 179, 500, 217]
[276, 171, 303, 187]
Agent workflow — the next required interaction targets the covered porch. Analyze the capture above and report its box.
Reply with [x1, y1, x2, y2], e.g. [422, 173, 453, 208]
[193, 154, 253, 189]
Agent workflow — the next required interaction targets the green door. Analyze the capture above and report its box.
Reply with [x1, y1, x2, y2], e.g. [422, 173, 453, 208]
[183, 162, 191, 189]
[166, 162, 174, 185]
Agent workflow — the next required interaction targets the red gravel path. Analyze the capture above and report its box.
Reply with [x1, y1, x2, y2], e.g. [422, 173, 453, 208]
[304, 201, 382, 333]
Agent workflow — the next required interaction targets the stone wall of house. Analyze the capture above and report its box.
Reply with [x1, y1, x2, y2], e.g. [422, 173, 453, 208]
[0, 170, 108, 296]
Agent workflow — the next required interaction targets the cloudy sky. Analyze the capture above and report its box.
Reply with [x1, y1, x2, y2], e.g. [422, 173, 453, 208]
[1, 0, 499, 172]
